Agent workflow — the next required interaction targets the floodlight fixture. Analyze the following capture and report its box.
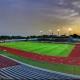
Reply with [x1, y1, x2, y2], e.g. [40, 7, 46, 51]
[57, 29, 60, 36]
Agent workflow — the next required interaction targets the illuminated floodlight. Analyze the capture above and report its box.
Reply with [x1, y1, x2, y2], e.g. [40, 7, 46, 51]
[68, 28, 72, 35]
[57, 29, 60, 32]
[40, 30, 43, 33]
[57, 29, 60, 36]
[68, 28, 72, 31]
[39, 30, 43, 35]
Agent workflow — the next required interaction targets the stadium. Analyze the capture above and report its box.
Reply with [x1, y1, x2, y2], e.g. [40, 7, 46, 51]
[0, 36, 80, 79]
[1, 0, 80, 80]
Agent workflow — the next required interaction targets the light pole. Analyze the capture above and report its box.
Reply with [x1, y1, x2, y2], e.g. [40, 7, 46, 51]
[48, 29, 52, 35]
[40, 30, 43, 35]
[68, 28, 72, 35]
[10, 32, 12, 36]
[57, 29, 60, 36]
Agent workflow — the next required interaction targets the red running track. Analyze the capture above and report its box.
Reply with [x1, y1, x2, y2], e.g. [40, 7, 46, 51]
[0, 55, 19, 68]
[68, 44, 80, 58]
[67, 44, 80, 65]
[0, 44, 80, 66]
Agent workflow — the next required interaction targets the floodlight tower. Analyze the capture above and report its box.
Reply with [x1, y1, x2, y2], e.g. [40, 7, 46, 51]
[40, 30, 43, 35]
[68, 28, 72, 35]
[48, 29, 52, 35]
[10, 32, 12, 36]
[57, 29, 60, 36]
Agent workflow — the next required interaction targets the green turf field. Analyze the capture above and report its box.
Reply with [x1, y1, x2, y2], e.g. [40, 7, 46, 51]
[0, 41, 74, 57]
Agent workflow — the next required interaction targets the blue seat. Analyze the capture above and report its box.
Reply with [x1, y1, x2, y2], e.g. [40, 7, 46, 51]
[0, 64, 79, 80]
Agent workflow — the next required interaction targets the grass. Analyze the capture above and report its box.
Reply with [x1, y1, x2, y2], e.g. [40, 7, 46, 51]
[0, 51, 80, 75]
[0, 41, 74, 57]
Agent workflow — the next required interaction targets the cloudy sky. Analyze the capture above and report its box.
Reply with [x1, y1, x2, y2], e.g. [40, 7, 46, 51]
[0, 0, 80, 36]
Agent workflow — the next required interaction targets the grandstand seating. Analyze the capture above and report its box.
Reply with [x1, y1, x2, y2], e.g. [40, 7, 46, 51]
[0, 55, 79, 80]
[0, 64, 79, 80]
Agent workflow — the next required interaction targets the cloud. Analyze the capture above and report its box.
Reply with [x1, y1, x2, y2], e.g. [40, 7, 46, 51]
[72, 1, 80, 8]
[0, 0, 80, 35]
[58, 0, 64, 5]
[69, 12, 79, 17]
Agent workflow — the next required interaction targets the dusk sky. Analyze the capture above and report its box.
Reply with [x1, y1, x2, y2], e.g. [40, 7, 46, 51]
[0, 0, 80, 36]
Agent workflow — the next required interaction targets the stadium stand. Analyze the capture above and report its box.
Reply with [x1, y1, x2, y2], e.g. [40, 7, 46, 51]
[0, 64, 79, 80]
[0, 55, 80, 80]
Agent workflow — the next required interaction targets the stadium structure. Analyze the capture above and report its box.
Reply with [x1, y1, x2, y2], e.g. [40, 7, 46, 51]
[1, 0, 80, 79]
[0, 35, 80, 80]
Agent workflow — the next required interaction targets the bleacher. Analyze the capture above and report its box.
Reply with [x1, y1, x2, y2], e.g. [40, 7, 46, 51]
[0, 64, 79, 80]
[0, 55, 79, 80]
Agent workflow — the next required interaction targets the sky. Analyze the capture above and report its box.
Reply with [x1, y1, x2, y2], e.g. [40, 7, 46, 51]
[0, 0, 80, 36]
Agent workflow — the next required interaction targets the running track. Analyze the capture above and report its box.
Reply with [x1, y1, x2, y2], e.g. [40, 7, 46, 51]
[0, 44, 80, 65]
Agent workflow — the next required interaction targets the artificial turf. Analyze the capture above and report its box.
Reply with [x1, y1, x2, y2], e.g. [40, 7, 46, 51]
[0, 51, 80, 75]
[0, 41, 74, 57]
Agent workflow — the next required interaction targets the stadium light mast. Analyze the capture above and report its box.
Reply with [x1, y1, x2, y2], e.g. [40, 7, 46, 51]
[10, 32, 12, 36]
[68, 28, 72, 35]
[57, 29, 60, 36]
[40, 30, 43, 35]
[48, 29, 52, 35]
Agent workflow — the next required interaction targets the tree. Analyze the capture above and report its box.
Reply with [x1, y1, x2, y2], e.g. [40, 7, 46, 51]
[70, 34, 79, 38]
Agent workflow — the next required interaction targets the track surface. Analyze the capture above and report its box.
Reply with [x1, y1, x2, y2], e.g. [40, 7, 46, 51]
[0, 44, 80, 65]
[0, 55, 19, 68]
